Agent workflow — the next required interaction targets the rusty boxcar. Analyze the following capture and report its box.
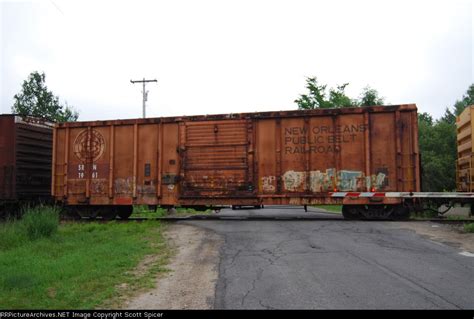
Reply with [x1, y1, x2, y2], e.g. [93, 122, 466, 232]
[52, 105, 420, 219]
[0, 115, 53, 216]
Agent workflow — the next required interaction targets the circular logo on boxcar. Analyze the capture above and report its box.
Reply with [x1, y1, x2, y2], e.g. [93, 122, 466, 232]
[73, 129, 105, 162]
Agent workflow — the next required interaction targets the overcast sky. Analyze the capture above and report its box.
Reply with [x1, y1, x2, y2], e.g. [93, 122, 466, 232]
[0, 0, 472, 121]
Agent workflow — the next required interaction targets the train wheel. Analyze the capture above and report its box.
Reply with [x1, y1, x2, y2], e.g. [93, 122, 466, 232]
[342, 205, 362, 220]
[117, 206, 133, 219]
[359, 205, 394, 219]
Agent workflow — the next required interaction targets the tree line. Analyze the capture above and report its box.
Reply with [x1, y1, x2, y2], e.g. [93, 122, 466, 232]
[11, 71, 474, 191]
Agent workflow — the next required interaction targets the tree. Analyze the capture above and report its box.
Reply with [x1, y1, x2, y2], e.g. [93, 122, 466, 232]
[453, 84, 474, 116]
[294, 77, 356, 109]
[295, 77, 386, 109]
[439, 107, 456, 125]
[358, 86, 384, 106]
[12, 71, 79, 122]
[417, 82, 474, 192]
[418, 110, 457, 191]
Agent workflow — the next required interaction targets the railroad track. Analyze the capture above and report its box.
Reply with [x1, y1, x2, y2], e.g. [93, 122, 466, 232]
[64, 215, 474, 223]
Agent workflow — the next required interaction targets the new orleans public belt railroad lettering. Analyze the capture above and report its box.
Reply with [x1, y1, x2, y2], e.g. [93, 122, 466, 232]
[284, 124, 369, 154]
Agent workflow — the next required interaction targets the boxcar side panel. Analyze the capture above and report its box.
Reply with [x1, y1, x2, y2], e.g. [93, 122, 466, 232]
[369, 112, 396, 191]
[111, 125, 134, 204]
[1, 115, 52, 202]
[337, 114, 366, 189]
[180, 120, 253, 198]
[307, 116, 339, 193]
[256, 119, 277, 195]
[161, 123, 179, 205]
[0, 116, 15, 200]
[280, 117, 308, 193]
[14, 120, 52, 199]
[137, 124, 159, 205]
[88, 126, 111, 204]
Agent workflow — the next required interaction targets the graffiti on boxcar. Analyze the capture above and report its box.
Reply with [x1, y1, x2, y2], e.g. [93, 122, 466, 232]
[114, 177, 132, 195]
[282, 171, 306, 191]
[282, 168, 387, 192]
[309, 169, 336, 192]
[261, 176, 276, 192]
[91, 179, 107, 195]
[284, 124, 368, 154]
[137, 183, 156, 195]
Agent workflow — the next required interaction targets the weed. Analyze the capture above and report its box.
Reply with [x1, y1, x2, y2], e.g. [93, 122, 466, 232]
[20, 206, 59, 240]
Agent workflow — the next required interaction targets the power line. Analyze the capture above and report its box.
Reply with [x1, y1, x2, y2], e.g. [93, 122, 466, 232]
[130, 78, 158, 118]
[50, 1, 64, 15]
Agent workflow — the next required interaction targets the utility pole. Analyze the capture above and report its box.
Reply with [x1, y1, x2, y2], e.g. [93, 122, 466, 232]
[130, 78, 158, 118]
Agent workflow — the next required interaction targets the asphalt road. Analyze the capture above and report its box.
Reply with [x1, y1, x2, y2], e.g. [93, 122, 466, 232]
[182, 206, 474, 309]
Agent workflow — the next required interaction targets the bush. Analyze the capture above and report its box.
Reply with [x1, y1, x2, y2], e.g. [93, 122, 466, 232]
[20, 206, 60, 240]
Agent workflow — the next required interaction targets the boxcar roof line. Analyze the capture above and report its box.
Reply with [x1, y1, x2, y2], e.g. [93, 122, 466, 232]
[56, 104, 417, 128]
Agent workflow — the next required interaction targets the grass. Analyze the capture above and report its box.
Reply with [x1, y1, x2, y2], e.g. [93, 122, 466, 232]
[0, 206, 168, 309]
[312, 205, 342, 214]
[131, 205, 166, 218]
[131, 205, 214, 218]
[464, 223, 474, 233]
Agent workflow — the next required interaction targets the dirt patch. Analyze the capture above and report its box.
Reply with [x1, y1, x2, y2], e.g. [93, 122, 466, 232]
[123, 224, 223, 309]
[389, 222, 474, 252]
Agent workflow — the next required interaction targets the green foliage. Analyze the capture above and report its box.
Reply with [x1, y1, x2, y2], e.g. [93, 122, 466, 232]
[21, 206, 59, 241]
[358, 86, 385, 106]
[132, 205, 166, 217]
[295, 77, 384, 109]
[295, 77, 357, 109]
[12, 71, 79, 122]
[464, 223, 474, 233]
[0, 206, 59, 249]
[0, 219, 27, 251]
[453, 84, 474, 116]
[312, 205, 342, 213]
[417, 84, 474, 191]
[131, 205, 213, 217]
[418, 110, 457, 191]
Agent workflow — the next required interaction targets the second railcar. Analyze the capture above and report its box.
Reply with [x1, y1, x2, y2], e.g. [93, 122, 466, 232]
[0, 115, 53, 217]
[52, 105, 420, 219]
